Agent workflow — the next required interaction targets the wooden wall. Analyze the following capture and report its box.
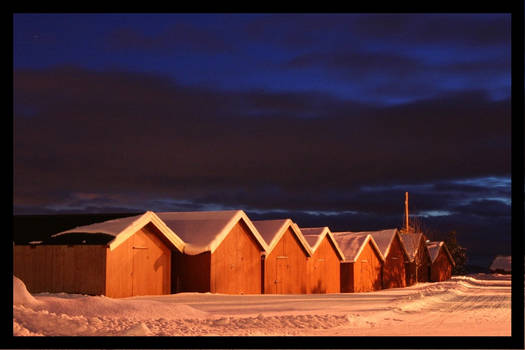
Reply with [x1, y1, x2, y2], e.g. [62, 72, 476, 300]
[308, 237, 341, 294]
[106, 223, 171, 298]
[171, 250, 211, 293]
[340, 241, 382, 293]
[211, 219, 263, 294]
[13, 245, 106, 295]
[353, 241, 383, 292]
[430, 249, 453, 282]
[382, 235, 407, 289]
[264, 227, 308, 294]
[415, 238, 431, 282]
[405, 238, 432, 285]
[340, 262, 354, 293]
[405, 261, 417, 286]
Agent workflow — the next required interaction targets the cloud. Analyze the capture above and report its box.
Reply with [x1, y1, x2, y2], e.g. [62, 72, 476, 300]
[346, 14, 510, 48]
[14, 67, 510, 210]
[282, 50, 509, 103]
[105, 22, 233, 54]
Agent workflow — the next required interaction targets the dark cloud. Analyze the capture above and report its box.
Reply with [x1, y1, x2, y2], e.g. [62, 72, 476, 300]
[346, 14, 510, 48]
[282, 50, 509, 103]
[12, 13, 513, 270]
[241, 14, 510, 54]
[450, 199, 511, 218]
[14, 67, 510, 213]
[105, 22, 233, 53]
[284, 51, 425, 79]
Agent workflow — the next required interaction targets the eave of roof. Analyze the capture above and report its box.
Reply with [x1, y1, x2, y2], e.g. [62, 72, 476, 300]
[157, 210, 269, 255]
[52, 211, 185, 252]
[332, 232, 385, 263]
[427, 241, 455, 266]
[301, 226, 344, 260]
[253, 219, 312, 256]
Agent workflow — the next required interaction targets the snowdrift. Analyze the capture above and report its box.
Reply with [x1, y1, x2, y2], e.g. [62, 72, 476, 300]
[13, 273, 511, 336]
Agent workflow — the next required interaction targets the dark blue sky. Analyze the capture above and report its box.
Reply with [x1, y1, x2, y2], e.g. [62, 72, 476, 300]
[13, 13, 513, 266]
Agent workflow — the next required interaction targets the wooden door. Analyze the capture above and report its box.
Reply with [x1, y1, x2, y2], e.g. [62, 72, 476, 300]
[275, 256, 288, 294]
[131, 228, 170, 296]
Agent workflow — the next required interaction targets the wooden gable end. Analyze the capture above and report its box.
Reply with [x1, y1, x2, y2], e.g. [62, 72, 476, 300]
[211, 219, 263, 294]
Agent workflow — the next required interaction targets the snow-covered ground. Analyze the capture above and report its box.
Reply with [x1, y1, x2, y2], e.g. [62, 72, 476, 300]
[13, 273, 511, 336]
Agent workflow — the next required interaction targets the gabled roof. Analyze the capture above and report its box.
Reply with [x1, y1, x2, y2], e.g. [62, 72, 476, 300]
[52, 211, 185, 252]
[300, 226, 344, 260]
[252, 219, 312, 256]
[341, 228, 409, 259]
[426, 241, 455, 266]
[332, 231, 385, 263]
[13, 213, 143, 245]
[156, 210, 269, 255]
[489, 255, 511, 272]
[398, 232, 426, 262]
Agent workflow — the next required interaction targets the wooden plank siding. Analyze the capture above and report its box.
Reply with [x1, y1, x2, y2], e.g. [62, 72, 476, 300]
[430, 248, 453, 282]
[405, 261, 417, 286]
[416, 238, 431, 282]
[308, 237, 340, 293]
[211, 220, 263, 294]
[340, 262, 355, 293]
[13, 245, 106, 295]
[264, 227, 309, 294]
[105, 223, 171, 298]
[171, 251, 211, 293]
[340, 241, 383, 293]
[382, 234, 407, 289]
[14, 222, 173, 298]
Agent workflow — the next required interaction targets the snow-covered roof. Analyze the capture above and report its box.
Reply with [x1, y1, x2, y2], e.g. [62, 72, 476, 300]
[252, 219, 312, 256]
[331, 232, 384, 263]
[354, 229, 409, 259]
[426, 241, 455, 266]
[52, 211, 185, 252]
[300, 226, 344, 260]
[489, 255, 511, 272]
[156, 210, 269, 255]
[398, 232, 425, 262]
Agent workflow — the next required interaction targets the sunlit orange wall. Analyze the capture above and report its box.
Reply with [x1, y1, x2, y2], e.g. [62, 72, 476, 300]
[340, 241, 382, 293]
[211, 220, 264, 294]
[382, 235, 407, 289]
[307, 237, 341, 293]
[264, 227, 309, 294]
[430, 248, 453, 281]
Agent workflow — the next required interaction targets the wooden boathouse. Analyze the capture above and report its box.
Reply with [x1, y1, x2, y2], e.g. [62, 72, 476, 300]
[253, 219, 311, 294]
[301, 226, 344, 293]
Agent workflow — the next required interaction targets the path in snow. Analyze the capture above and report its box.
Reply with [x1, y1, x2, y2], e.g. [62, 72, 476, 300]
[13, 273, 511, 336]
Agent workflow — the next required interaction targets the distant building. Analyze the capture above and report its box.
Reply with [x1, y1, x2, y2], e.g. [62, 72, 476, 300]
[489, 255, 511, 274]
[399, 232, 432, 285]
[426, 241, 455, 281]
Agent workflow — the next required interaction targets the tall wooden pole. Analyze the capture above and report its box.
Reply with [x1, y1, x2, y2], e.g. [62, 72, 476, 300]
[405, 192, 409, 232]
